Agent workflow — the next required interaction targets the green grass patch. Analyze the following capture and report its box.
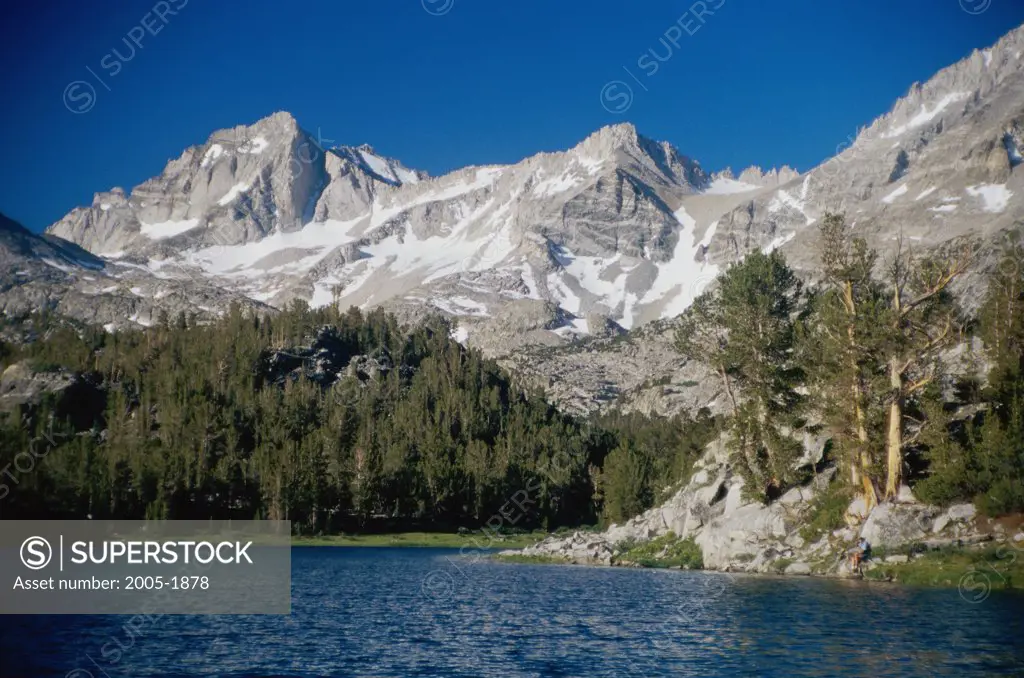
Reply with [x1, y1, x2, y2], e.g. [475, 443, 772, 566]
[811, 558, 834, 575]
[862, 546, 1024, 590]
[613, 532, 704, 569]
[771, 557, 795, 574]
[799, 482, 852, 543]
[292, 531, 545, 549]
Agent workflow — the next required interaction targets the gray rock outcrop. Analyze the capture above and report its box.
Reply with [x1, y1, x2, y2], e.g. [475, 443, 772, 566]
[509, 433, 997, 577]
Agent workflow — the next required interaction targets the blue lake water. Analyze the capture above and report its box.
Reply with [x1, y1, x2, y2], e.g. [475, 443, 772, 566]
[1, 547, 1023, 677]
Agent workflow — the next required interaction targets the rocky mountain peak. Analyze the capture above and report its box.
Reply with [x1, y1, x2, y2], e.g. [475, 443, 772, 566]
[571, 123, 708, 191]
[197, 110, 304, 161]
[854, 25, 1024, 151]
[327, 144, 426, 188]
[733, 165, 802, 187]
[573, 122, 647, 165]
[89, 187, 129, 210]
[240, 109, 302, 137]
[582, 122, 641, 150]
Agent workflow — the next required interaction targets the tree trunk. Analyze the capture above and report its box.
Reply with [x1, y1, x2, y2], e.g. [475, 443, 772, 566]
[853, 388, 878, 509]
[843, 282, 877, 509]
[885, 356, 903, 499]
[719, 366, 739, 415]
[758, 399, 779, 489]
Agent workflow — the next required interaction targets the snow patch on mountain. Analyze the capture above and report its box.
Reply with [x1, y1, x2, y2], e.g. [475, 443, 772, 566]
[140, 219, 201, 240]
[762, 231, 797, 253]
[883, 92, 971, 138]
[432, 296, 490, 317]
[238, 136, 269, 154]
[552, 316, 590, 338]
[699, 220, 718, 250]
[189, 217, 363, 276]
[703, 177, 762, 195]
[201, 144, 225, 168]
[41, 258, 76, 273]
[553, 247, 636, 322]
[359, 148, 401, 184]
[346, 199, 501, 299]
[217, 183, 250, 206]
[768, 180, 815, 225]
[128, 310, 155, 327]
[369, 167, 504, 228]
[463, 205, 518, 273]
[966, 183, 1013, 213]
[634, 206, 720, 328]
[332, 145, 423, 187]
[548, 273, 582, 315]
[533, 169, 582, 197]
[393, 166, 421, 185]
[882, 184, 909, 204]
[518, 264, 540, 300]
[577, 156, 606, 175]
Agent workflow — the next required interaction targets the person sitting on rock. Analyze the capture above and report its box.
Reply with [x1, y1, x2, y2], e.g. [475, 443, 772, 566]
[851, 537, 871, 573]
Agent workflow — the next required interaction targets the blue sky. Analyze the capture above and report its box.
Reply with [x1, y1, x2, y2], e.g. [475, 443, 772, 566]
[2, 0, 1023, 231]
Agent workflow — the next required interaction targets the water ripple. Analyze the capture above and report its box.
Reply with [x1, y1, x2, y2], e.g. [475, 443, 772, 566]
[2, 547, 1023, 677]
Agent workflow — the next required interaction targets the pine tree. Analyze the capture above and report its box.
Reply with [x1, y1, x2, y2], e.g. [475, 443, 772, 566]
[916, 244, 1024, 515]
[601, 439, 651, 524]
[880, 236, 972, 498]
[806, 213, 889, 508]
[808, 215, 973, 502]
[677, 250, 804, 501]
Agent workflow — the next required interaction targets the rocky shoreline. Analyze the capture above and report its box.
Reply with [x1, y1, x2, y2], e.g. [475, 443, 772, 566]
[499, 436, 1024, 584]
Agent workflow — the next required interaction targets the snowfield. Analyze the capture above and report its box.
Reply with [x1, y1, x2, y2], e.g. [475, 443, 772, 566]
[140, 219, 201, 240]
[966, 184, 1013, 213]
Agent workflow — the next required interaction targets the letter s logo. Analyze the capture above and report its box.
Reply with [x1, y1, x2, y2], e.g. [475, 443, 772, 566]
[63, 81, 97, 114]
[20, 536, 52, 570]
[600, 81, 634, 114]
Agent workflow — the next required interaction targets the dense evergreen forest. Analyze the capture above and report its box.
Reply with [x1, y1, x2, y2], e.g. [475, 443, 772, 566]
[0, 304, 716, 533]
[1, 212, 1021, 534]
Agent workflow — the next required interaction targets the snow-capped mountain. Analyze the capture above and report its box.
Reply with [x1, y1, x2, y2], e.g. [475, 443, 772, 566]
[45, 113, 734, 339]
[9, 23, 1024, 365]
[503, 24, 1024, 415]
[707, 24, 1024, 281]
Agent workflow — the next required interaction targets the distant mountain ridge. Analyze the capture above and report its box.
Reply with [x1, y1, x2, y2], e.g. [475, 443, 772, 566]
[0, 23, 1020, 409]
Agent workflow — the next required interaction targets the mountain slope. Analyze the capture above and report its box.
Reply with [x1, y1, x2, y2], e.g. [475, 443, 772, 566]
[5, 23, 1019, 389]
[704, 24, 1024, 278]
[43, 115, 737, 342]
[504, 25, 1024, 414]
[1, 210, 267, 329]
